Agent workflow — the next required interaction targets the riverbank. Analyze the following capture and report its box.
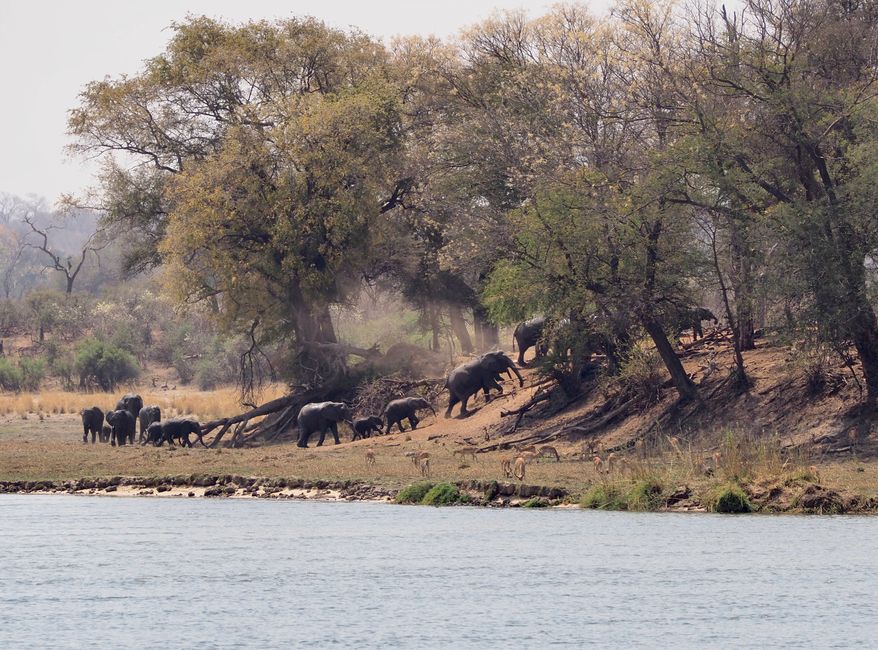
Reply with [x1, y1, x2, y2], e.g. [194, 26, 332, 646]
[2, 469, 876, 513]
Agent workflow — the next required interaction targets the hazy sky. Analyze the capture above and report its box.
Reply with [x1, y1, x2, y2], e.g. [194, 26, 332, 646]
[0, 0, 613, 204]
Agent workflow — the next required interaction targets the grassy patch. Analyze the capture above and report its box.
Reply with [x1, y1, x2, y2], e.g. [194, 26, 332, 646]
[421, 482, 470, 506]
[395, 481, 435, 504]
[707, 483, 753, 513]
[626, 477, 665, 511]
[580, 483, 627, 510]
[521, 497, 549, 508]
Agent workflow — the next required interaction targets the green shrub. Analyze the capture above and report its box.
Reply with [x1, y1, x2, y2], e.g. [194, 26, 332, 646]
[74, 338, 140, 391]
[0, 357, 23, 391]
[580, 484, 627, 510]
[707, 483, 753, 513]
[395, 482, 435, 504]
[172, 351, 195, 384]
[17, 357, 45, 391]
[521, 497, 549, 508]
[626, 477, 665, 511]
[421, 482, 469, 506]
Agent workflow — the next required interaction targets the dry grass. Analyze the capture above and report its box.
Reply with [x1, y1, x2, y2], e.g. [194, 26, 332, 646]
[0, 384, 287, 421]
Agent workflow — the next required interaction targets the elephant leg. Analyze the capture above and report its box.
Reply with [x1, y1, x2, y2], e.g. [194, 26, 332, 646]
[297, 429, 310, 448]
[517, 349, 527, 367]
[459, 395, 471, 416]
[445, 394, 459, 418]
[317, 427, 327, 446]
[409, 415, 419, 430]
[330, 422, 340, 444]
[91, 430, 96, 444]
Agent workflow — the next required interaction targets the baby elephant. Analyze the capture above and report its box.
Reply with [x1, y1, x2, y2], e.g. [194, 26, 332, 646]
[80, 406, 104, 444]
[138, 405, 161, 444]
[352, 415, 383, 441]
[106, 410, 136, 446]
[146, 418, 201, 447]
[384, 397, 436, 434]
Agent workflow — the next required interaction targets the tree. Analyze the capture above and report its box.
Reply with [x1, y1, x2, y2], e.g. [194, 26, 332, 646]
[22, 209, 107, 294]
[689, 0, 878, 402]
[69, 17, 415, 390]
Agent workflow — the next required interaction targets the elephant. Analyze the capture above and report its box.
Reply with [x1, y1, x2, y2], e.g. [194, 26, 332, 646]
[147, 418, 201, 447]
[297, 402, 353, 448]
[512, 316, 546, 366]
[115, 393, 143, 420]
[384, 397, 436, 434]
[106, 409, 136, 446]
[352, 415, 383, 440]
[445, 351, 524, 418]
[79, 406, 104, 444]
[101, 424, 112, 443]
[138, 406, 161, 444]
[676, 307, 719, 341]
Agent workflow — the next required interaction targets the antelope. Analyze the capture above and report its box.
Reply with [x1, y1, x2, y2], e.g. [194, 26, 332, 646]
[513, 456, 526, 481]
[453, 446, 479, 460]
[501, 457, 514, 478]
[667, 435, 682, 456]
[606, 452, 617, 473]
[538, 445, 560, 462]
[419, 457, 431, 477]
[592, 455, 603, 474]
[365, 449, 376, 466]
[712, 451, 722, 470]
[410, 451, 430, 469]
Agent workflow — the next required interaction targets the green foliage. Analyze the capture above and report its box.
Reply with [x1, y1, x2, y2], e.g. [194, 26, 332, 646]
[626, 478, 665, 511]
[420, 482, 469, 506]
[580, 484, 627, 510]
[74, 338, 140, 391]
[521, 497, 549, 508]
[707, 484, 753, 514]
[0, 357, 23, 391]
[395, 482, 435, 504]
[17, 357, 45, 392]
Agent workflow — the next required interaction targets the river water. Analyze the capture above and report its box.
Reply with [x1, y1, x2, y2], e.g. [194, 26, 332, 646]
[1, 495, 875, 648]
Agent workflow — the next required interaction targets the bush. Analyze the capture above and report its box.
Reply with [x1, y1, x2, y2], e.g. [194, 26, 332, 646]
[173, 351, 195, 384]
[521, 497, 549, 508]
[395, 482, 435, 504]
[421, 482, 469, 506]
[626, 477, 665, 511]
[580, 484, 626, 510]
[17, 357, 45, 391]
[0, 357, 23, 391]
[74, 338, 140, 391]
[707, 483, 753, 513]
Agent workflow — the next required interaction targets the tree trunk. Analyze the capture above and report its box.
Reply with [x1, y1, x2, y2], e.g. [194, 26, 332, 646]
[641, 315, 699, 402]
[728, 218, 756, 350]
[472, 305, 499, 352]
[429, 306, 440, 352]
[848, 292, 878, 404]
[448, 304, 473, 354]
[65, 276, 74, 295]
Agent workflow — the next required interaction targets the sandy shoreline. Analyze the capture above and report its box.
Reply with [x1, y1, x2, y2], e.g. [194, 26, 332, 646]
[0, 475, 568, 507]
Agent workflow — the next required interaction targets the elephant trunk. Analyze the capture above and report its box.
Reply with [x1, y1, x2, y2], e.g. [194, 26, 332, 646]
[508, 360, 524, 386]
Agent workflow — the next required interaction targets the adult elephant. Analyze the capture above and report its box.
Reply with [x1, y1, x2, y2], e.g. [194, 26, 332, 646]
[512, 316, 546, 367]
[384, 397, 436, 434]
[106, 410, 136, 446]
[297, 402, 352, 448]
[676, 307, 719, 341]
[79, 406, 104, 444]
[115, 393, 143, 420]
[445, 351, 523, 418]
[138, 406, 161, 444]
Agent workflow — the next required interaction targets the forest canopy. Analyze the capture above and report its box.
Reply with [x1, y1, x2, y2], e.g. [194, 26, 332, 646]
[66, 0, 878, 405]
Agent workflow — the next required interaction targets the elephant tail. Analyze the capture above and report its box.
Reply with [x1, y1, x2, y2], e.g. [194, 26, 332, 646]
[512, 323, 522, 352]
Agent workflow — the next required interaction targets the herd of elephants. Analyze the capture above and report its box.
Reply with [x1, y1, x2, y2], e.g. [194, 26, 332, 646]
[78, 312, 717, 449]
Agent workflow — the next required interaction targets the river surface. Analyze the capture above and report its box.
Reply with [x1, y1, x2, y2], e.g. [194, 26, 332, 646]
[1, 495, 876, 649]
